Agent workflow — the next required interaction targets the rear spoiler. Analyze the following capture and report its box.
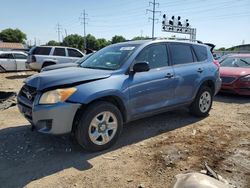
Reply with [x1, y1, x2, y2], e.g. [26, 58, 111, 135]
[204, 43, 215, 53]
[196, 41, 215, 53]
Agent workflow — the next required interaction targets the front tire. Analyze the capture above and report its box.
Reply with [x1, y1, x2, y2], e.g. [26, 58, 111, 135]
[76, 101, 123, 152]
[190, 86, 213, 117]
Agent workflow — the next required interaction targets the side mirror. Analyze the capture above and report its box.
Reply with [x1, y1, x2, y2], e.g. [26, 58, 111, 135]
[132, 61, 150, 73]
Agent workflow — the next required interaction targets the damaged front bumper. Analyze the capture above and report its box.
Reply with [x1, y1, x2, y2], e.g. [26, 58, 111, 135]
[17, 85, 81, 134]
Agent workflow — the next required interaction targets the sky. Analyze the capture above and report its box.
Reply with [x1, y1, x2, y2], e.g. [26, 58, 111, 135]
[0, 0, 249, 48]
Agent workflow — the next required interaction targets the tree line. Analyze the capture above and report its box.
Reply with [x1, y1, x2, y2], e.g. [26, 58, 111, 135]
[0, 28, 150, 51]
[47, 34, 150, 51]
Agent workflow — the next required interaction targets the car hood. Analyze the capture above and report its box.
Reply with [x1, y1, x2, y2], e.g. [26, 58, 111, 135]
[25, 67, 112, 91]
[220, 67, 250, 77]
[41, 63, 78, 72]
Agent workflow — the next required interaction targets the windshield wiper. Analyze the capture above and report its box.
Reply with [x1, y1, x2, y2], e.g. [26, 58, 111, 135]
[82, 66, 114, 70]
[240, 59, 250, 65]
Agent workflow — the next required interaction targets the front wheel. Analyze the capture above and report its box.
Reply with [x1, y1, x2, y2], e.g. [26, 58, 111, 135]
[76, 101, 123, 152]
[189, 86, 213, 117]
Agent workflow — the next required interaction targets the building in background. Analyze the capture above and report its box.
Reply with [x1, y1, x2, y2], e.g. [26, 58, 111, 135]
[0, 41, 27, 51]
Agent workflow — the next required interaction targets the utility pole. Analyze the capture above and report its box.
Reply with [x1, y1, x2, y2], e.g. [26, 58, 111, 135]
[79, 9, 88, 51]
[140, 30, 143, 39]
[65, 29, 68, 38]
[146, 0, 161, 39]
[56, 23, 62, 42]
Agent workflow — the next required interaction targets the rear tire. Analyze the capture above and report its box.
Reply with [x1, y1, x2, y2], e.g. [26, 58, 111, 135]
[76, 101, 123, 152]
[190, 86, 213, 117]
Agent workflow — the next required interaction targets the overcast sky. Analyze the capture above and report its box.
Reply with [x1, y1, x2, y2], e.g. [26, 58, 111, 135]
[0, 0, 249, 48]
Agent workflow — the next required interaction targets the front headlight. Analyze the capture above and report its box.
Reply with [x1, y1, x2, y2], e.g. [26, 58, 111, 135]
[39, 87, 77, 104]
[240, 75, 250, 82]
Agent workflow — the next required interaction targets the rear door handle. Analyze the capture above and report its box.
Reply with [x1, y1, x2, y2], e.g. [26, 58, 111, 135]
[197, 68, 204, 73]
[165, 73, 174, 78]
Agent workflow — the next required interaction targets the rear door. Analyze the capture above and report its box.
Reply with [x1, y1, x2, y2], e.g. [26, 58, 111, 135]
[67, 48, 84, 62]
[13, 53, 28, 70]
[128, 43, 176, 117]
[53, 48, 69, 64]
[0, 53, 16, 71]
[169, 43, 205, 104]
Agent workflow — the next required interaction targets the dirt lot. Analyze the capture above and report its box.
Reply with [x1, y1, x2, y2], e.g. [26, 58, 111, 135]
[0, 71, 249, 188]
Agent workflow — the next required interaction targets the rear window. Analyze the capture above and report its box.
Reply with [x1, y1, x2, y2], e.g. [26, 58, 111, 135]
[32, 47, 51, 55]
[193, 45, 208, 61]
[170, 44, 194, 65]
[53, 48, 66, 56]
[68, 49, 83, 57]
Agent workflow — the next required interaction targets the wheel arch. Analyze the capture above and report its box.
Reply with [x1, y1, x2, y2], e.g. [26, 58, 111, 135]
[42, 61, 57, 68]
[72, 95, 128, 134]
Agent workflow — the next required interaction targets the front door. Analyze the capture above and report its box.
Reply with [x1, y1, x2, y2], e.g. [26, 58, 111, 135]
[128, 44, 176, 117]
[0, 53, 16, 71]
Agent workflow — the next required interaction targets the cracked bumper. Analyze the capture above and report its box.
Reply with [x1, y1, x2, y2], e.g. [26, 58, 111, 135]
[18, 94, 81, 134]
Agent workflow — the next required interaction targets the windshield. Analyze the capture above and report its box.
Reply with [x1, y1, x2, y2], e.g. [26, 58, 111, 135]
[75, 53, 94, 64]
[220, 57, 250, 68]
[81, 44, 139, 70]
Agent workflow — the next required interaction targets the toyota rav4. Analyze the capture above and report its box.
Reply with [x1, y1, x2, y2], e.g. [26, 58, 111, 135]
[17, 40, 221, 151]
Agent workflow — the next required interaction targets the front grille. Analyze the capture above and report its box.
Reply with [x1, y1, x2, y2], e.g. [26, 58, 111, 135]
[20, 85, 37, 102]
[221, 76, 237, 84]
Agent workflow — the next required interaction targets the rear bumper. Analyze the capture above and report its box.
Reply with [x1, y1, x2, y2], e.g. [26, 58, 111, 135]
[26, 62, 41, 71]
[215, 77, 222, 95]
[17, 94, 81, 134]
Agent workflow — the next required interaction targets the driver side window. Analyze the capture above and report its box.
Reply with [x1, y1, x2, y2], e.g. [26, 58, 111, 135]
[135, 44, 168, 69]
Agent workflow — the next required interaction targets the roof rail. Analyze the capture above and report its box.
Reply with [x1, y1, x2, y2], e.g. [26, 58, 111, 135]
[153, 37, 203, 44]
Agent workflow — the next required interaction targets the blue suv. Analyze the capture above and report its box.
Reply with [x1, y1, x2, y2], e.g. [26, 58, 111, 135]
[17, 40, 221, 151]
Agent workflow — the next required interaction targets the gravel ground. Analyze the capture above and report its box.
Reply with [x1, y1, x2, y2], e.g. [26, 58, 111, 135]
[0, 71, 249, 188]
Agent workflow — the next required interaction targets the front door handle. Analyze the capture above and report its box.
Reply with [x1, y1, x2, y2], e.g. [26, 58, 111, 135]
[165, 73, 174, 78]
[197, 68, 204, 73]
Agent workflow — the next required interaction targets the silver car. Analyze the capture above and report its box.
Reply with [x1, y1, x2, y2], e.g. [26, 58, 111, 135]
[0, 51, 28, 72]
[26, 46, 85, 71]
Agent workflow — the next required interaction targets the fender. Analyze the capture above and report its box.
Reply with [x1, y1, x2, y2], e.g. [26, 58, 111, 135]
[192, 77, 216, 100]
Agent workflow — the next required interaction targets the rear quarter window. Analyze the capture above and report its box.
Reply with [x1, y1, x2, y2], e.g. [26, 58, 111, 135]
[53, 48, 66, 56]
[193, 45, 208, 61]
[68, 49, 83, 57]
[32, 47, 51, 55]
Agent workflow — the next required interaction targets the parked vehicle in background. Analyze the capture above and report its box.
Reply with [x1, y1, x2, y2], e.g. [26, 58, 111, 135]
[219, 54, 250, 95]
[26, 46, 84, 71]
[0, 51, 28, 72]
[41, 53, 94, 72]
[17, 40, 221, 152]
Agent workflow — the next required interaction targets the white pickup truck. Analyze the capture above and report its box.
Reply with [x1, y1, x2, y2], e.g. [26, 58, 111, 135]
[26, 46, 85, 71]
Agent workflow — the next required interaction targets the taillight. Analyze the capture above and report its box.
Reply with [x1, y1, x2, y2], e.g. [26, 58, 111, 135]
[213, 60, 220, 68]
[31, 55, 36, 62]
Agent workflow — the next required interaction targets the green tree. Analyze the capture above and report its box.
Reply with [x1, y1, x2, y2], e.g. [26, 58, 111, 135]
[85, 34, 98, 50]
[96, 38, 110, 49]
[0, 28, 27, 43]
[132, 36, 150, 41]
[217, 47, 226, 51]
[62, 34, 83, 50]
[111, 35, 126, 44]
[47, 40, 60, 46]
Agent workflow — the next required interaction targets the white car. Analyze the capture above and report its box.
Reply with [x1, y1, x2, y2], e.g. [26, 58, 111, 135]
[0, 51, 28, 72]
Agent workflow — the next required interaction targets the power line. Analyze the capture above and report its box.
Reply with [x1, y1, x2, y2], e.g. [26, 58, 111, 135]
[146, 0, 161, 38]
[55, 23, 62, 42]
[79, 9, 88, 50]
